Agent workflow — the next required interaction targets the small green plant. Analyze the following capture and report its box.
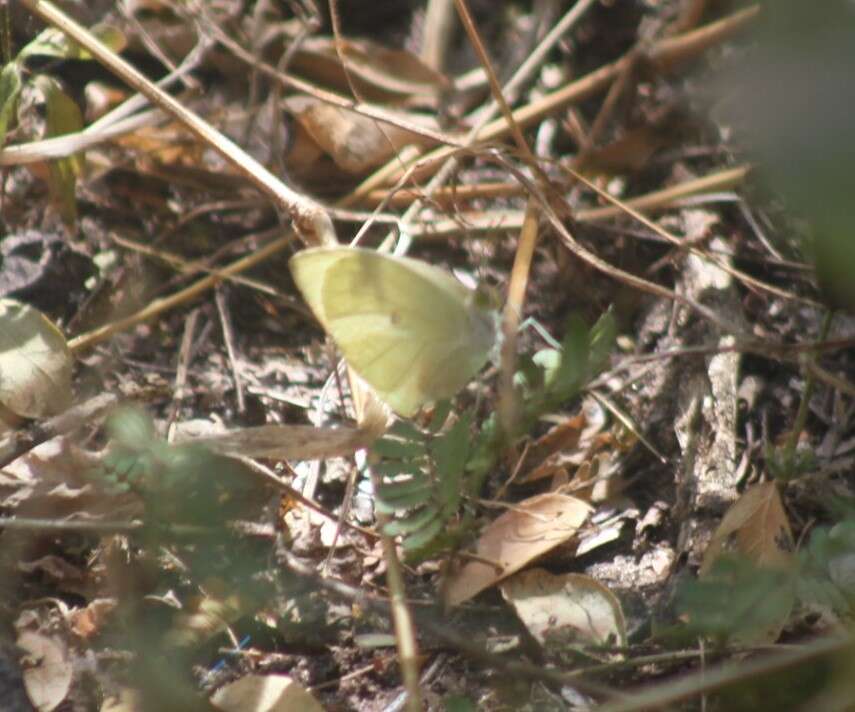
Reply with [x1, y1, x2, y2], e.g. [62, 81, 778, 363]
[796, 518, 855, 617]
[86, 407, 276, 710]
[0, 23, 125, 223]
[371, 310, 617, 557]
[677, 515, 855, 646]
[677, 556, 797, 646]
[93, 406, 269, 529]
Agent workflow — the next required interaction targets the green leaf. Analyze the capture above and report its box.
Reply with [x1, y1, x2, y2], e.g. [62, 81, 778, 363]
[677, 556, 796, 645]
[401, 513, 446, 551]
[19, 28, 71, 60]
[432, 413, 471, 507]
[0, 298, 72, 417]
[588, 308, 617, 372]
[91, 24, 127, 54]
[102, 451, 144, 481]
[0, 61, 21, 146]
[106, 406, 157, 449]
[527, 315, 589, 404]
[371, 435, 427, 459]
[427, 399, 453, 433]
[531, 347, 560, 378]
[375, 479, 434, 513]
[403, 528, 464, 564]
[382, 505, 440, 537]
[443, 694, 477, 712]
[376, 477, 432, 500]
[371, 460, 424, 478]
[513, 352, 546, 394]
[387, 419, 426, 442]
[795, 575, 850, 616]
[829, 520, 855, 549]
[432, 413, 471, 479]
[34, 75, 83, 223]
[19, 24, 126, 61]
[549, 314, 590, 397]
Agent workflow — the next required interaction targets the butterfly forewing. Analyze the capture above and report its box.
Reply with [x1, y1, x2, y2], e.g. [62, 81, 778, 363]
[289, 247, 496, 416]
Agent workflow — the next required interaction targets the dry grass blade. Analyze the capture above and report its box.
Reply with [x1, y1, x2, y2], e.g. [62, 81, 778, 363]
[19, 0, 336, 247]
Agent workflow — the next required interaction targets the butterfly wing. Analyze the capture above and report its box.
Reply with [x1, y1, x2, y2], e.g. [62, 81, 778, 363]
[289, 247, 495, 416]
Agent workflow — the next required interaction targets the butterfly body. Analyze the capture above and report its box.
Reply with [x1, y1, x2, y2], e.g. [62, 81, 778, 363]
[289, 247, 496, 416]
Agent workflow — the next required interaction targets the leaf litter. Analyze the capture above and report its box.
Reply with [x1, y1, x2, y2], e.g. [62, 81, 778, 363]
[1, 1, 853, 710]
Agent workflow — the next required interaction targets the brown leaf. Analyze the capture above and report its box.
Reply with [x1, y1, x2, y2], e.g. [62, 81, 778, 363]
[288, 98, 437, 174]
[700, 481, 795, 575]
[115, 123, 207, 169]
[444, 493, 592, 607]
[517, 414, 586, 484]
[18, 555, 84, 583]
[575, 108, 690, 176]
[165, 594, 245, 648]
[3, 438, 142, 522]
[69, 598, 117, 640]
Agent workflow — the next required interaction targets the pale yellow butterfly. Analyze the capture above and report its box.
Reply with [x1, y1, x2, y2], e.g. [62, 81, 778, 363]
[289, 247, 497, 417]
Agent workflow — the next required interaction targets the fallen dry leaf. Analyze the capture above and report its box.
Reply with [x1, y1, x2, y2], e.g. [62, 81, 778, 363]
[17, 631, 72, 712]
[2, 437, 142, 522]
[69, 598, 117, 640]
[700, 480, 794, 575]
[517, 413, 586, 484]
[501, 568, 626, 656]
[165, 593, 245, 648]
[115, 122, 206, 169]
[287, 98, 438, 174]
[444, 493, 592, 607]
[211, 674, 324, 712]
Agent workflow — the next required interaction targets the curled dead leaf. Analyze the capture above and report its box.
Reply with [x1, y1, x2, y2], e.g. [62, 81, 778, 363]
[100, 687, 142, 712]
[287, 98, 438, 174]
[69, 598, 117, 640]
[517, 413, 586, 484]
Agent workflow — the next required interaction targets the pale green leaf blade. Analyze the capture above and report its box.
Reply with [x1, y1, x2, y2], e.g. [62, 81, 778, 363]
[0, 62, 22, 147]
[0, 299, 72, 417]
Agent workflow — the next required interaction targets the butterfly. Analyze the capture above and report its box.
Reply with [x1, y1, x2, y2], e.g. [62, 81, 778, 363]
[289, 247, 498, 417]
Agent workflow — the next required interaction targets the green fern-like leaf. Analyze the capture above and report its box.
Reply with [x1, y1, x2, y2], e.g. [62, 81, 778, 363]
[372, 413, 474, 551]
[370, 311, 617, 555]
[382, 505, 441, 537]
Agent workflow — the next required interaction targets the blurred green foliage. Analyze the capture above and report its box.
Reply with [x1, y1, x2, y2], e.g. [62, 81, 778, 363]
[721, 0, 855, 309]
[677, 515, 855, 646]
[90, 407, 275, 711]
